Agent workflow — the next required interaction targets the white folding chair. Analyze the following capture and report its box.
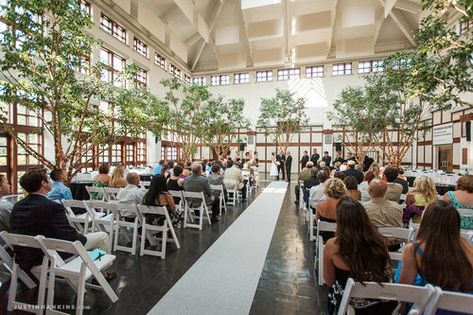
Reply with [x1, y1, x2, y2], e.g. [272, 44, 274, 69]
[85, 201, 116, 253]
[39, 237, 118, 315]
[223, 179, 238, 206]
[168, 190, 184, 214]
[85, 186, 106, 201]
[103, 187, 121, 201]
[1, 194, 24, 204]
[111, 202, 140, 254]
[424, 287, 473, 314]
[378, 227, 414, 261]
[210, 184, 227, 213]
[136, 205, 180, 258]
[460, 230, 473, 242]
[0, 240, 36, 289]
[337, 278, 436, 315]
[61, 200, 94, 234]
[139, 181, 151, 189]
[0, 232, 48, 315]
[315, 219, 337, 286]
[182, 191, 212, 230]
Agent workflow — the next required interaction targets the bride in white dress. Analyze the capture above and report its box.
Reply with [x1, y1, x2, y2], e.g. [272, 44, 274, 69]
[269, 152, 279, 180]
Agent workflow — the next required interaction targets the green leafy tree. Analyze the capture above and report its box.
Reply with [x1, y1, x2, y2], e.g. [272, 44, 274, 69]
[257, 89, 308, 154]
[0, 0, 166, 179]
[411, 0, 473, 108]
[160, 78, 211, 162]
[202, 96, 249, 159]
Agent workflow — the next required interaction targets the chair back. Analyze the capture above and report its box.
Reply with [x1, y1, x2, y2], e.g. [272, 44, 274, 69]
[425, 287, 473, 314]
[337, 278, 436, 315]
[61, 199, 88, 216]
[182, 191, 206, 207]
[168, 190, 183, 199]
[460, 230, 473, 242]
[378, 227, 413, 242]
[137, 205, 169, 226]
[223, 179, 237, 189]
[112, 202, 140, 217]
[103, 187, 121, 201]
[317, 220, 337, 233]
[85, 200, 114, 215]
[0, 231, 43, 250]
[1, 194, 24, 204]
[85, 186, 106, 200]
[210, 184, 224, 192]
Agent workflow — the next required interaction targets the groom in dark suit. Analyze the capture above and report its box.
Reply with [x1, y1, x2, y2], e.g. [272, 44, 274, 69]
[276, 150, 286, 180]
[285, 152, 293, 182]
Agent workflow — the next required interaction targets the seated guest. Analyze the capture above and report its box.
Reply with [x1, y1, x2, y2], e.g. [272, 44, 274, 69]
[94, 163, 111, 187]
[116, 172, 145, 204]
[142, 174, 177, 225]
[359, 171, 376, 202]
[295, 162, 314, 203]
[383, 166, 403, 203]
[47, 169, 72, 201]
[224, 160, 246, 201]
[369, 162, 382, 179]
[344, 176, 361, 201]
[208, 162, 228, 202]
[153, 160, 164, 176]
[364, 179, 402, 227]
[398, 201, 473, 297]
[403, 176, 437, 224]
[394, 167, 409, 194]
[303, 168, 319, 206]
[0, 174, 12, 232]
[343, 160, 364, 184]
[444, 175, 473, 229]
[167, 164, 184, 205]
[333, 171, 345, 181]
[109, 165, 127, 188]
[184, 164, 220, 222]
[10, 169, 108, 271]
[324, 196, 395, 314]
[316, 178, 347, 241]
[309, 170, 329, 208]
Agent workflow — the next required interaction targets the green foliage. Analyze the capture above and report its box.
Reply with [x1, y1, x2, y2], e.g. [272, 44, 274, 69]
[0, 0, 166, 177]
[257, 89, 308, 153]
[202, 96, 249, 157]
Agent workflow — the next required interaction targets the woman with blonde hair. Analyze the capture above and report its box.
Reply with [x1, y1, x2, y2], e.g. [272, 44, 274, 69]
[403, 175, 437, 224]
[109, 165, 127, 188]
[316, 178, 347, 241]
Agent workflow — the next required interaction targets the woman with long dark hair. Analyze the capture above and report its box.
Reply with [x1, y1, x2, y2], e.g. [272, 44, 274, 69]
[142, 175, 177, 225]
[324, 196, 396, 314]
[398, 200, 473, 294]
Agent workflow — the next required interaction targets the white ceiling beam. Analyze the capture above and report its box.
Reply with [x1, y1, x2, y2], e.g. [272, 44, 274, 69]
[191, 0, 227, 70]
[161, 6, 182, 24]
[326, 0, 339, 57]
[185, 33, 202, 46]
[395, 0, 420, 14]
[378, 0, 416, 46]
[384, 0, 398, 18]
[282, 0, 289, 63]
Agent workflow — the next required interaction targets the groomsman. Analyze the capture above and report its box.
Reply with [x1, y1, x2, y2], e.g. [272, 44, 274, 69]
[285, 152, 293, 182]
[321, 151, 332, 167]
[310, 148, 320, 166]
[333, 151, 345, 166]
[300, 150, 309, 170]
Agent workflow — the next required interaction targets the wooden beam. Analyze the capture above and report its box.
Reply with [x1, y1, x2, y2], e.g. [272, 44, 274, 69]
[191, 0, 227, 70]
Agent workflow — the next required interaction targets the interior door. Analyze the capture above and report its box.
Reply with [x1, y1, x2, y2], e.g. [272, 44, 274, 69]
[437, 145, 453, 172]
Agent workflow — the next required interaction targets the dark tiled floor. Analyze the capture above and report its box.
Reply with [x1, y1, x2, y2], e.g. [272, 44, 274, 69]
[0, 183, 268, 315]
[0, 180, 328, 315]
[250, 183, 328, 315]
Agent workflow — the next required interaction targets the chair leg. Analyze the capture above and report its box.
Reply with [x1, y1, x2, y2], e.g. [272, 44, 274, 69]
[36, 256, 49, 314]
[46, 265, 56, 312]
[8, 262, 18, 311]
[161, 224, 167, 259]
[132, 220, 138, 254]
[199, 207, 203, 230]
[113, 223, 120, 253]
[75, 272, 86, 315]
[204, 205, 211, 226]
[140, 220, 146, 256]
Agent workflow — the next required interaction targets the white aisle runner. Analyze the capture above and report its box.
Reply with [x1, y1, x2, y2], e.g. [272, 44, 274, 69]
[147, 181, 288, 315]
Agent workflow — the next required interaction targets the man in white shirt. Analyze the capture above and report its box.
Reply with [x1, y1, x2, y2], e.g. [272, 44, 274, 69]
[117, 173, 145, 205]
[224, 160, 246, 200]
[309, 170, 329, 210]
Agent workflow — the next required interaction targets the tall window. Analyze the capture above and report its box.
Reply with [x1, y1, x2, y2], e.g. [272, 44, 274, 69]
[0, 137, 7, 167]
[100, 14, 127, 44]
[17, 105, 40, 127]
[234, 73, 250, 84]
[170, 64, 181, 79]
[80, 0, 91, 15]
[111, 143, 122, 164]
[305, 65, 324, 78]
[154, 53, 166, 69]
[98, 144, 109, 164]
[256, 70, 273, 82]
[100, 48, 126, 87]
[134, 67, 147, 87]
[332, 63, 352, 76]
[126, 144, 134, 165]
[277, 68, 300, 80]
[210, 75, 230, 86]
[133, 37, 148, 58]
[17, 133, 41, 165]
[358, 60, 384, 73]
[192, 77, 207, 86]
[137, 142, 146, 164]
